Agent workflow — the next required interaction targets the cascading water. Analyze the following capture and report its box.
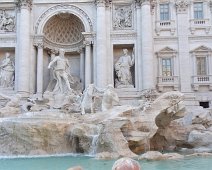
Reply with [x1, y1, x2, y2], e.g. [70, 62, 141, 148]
[89, 127, 101, 156]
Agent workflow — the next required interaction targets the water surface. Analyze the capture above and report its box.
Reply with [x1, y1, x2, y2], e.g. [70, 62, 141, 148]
[0, 154, 211, 170]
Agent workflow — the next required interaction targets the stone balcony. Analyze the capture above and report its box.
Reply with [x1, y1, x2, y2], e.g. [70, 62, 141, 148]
[192, 75, 212, 91]
[155, 20, 176, 35]
[190, 19, 211, 34]
[157, 76, 179, 92]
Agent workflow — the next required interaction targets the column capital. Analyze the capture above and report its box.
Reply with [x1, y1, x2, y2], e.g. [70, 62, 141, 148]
[34, 42, 43, 49]
[135, 0, 151, 6]
[95, 0, 111, 7]
[175, 0, 189, 13]
[77, 48, 84, 54]
[83, 40, 91, 46]
[16, 0, 33, 10]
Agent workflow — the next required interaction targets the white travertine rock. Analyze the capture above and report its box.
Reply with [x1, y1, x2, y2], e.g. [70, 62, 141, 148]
[139, 151, 184, 160]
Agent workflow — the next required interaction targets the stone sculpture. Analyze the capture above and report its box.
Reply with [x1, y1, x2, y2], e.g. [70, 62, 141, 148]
[113, 6, 132, 29]
[48, 49, 73, 94]
[0, 52, 15, 88]
[115, 49, 135, 88]
[0, 93, 21, 117]
[45, 49, 82, 109]
[102, 84, 119, 111]
[81, 84, 102, 114]
[0, 10, 15, 32]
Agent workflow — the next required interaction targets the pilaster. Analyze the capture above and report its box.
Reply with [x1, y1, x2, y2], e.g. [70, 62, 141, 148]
[176, 0, 191, 92]
[140, 0, 154, 89]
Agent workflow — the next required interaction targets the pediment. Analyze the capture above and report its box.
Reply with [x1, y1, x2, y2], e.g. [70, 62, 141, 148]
[191, 45, 212, 53]
[156, 47, 177, 54]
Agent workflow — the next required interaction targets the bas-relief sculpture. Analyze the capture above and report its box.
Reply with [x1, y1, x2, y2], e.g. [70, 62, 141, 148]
[0, 52, 15, 88]
[115, 49, 135, 88]
[113, 5, 133, 30]
[0, 10, 15, 32]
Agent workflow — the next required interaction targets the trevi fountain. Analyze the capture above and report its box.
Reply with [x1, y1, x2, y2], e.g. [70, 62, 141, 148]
[0, 0, 212, 170]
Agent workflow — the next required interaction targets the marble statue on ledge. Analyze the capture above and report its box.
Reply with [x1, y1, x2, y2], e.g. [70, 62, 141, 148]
[0, 52, 15, 88]
[44, 49, 82, 109]
[115, 48, 135, 88]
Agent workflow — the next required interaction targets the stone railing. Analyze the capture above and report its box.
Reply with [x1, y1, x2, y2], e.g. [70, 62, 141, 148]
[192, 75, 212, 91]
[190, 19, 211, 34]
[157, 76, 179, 92]
[155, 20, 176, 35]
[157, 76, 179, 84]
[192, 75, 212, 84]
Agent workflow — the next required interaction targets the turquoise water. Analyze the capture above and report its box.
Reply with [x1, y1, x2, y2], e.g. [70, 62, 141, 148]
[0, 154, 212, 170]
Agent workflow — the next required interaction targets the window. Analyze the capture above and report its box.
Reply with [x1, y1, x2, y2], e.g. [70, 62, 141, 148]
[162, 58, 172, 76]
[196, 57, 207, 75]
[194, 2, 203, 19]
[160, 4, 169, 20]
[199, 101, 209, 108]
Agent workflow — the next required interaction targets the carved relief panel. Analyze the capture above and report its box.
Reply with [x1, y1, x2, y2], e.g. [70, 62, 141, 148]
[0, 9, 16, 32]
[113, 4, 133, 30]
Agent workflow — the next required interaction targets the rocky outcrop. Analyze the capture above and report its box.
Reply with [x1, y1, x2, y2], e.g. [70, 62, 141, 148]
[151, 106, 212, 152]
[67, 91, 185, 158]
[0, 91, 188, 157]
[0, 112, 74, 155]
[139, 151, 184, 160]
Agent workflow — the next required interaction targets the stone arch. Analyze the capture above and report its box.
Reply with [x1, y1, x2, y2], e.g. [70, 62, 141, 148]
[35, 4, 93, 35]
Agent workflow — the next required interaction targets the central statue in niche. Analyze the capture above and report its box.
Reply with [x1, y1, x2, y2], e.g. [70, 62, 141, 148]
[44, 48, 82, 109]
[48, 49, 73, 94]
[115, 48, 134, 88]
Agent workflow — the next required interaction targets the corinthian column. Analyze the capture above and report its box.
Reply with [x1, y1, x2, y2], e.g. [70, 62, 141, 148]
[95, 0, 107, 88]
[84, 41, 91, 88]
[141, 0, 154, 89]
[35, 42, 43, 99]
[16, 0, 32, 96]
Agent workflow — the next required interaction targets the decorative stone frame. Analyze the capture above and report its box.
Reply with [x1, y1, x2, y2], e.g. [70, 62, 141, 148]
[156, 47, 179, 92]
[189, 0, 211, 34]
[190, 45, 212, 91]
[155, 0, 176, 36]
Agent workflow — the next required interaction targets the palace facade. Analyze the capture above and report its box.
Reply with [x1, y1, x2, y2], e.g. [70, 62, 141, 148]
[0, 0, 212, 107]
